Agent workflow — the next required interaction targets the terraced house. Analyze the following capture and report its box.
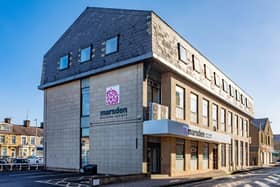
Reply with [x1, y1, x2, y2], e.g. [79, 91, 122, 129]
[0, 118, 44, 158]
[39, 7, 254, 176]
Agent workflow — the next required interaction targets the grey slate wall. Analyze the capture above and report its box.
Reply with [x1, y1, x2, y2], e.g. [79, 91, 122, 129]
[41, 7, 152, 87]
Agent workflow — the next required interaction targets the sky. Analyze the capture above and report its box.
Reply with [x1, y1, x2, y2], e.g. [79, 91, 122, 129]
[0, 0, 279, 132]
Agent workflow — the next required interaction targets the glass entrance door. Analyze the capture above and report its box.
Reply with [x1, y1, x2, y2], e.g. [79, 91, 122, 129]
[147, 143, 161, 174]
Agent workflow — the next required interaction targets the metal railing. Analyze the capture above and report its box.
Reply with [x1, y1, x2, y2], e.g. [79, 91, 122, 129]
[0, 163, 45, 172]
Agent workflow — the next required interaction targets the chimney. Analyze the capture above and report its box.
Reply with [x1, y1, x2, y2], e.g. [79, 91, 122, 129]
[4, 118, 11, 124]
[23, 120, 30, 128]
[40, 122, 44, 129]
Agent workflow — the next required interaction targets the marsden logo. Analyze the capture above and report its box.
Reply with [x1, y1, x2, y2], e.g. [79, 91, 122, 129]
[106, 85, 120, 105]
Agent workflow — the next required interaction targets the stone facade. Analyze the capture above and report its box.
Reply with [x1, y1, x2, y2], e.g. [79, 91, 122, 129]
[44, 81, 80, 171]
[89, 64, 144, 174]
[249, 119, 274, 166]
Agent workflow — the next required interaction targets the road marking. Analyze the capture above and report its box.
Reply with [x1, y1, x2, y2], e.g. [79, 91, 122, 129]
[268, 175, 279, 180]
[8, 171, 52, 177]
[26, 173, 75, 179]
[243, 184, 253, 187]
[264, 178, 277, 184]
[254, 180, 271, 187]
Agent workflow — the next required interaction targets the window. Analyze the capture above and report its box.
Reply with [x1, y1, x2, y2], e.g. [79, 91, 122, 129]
[221, 108, 226, 132]
[240, 141, 244, 166]
[244, 120, 248, 137]
[214, 72, 220, 87]
[59, 55, 69, 70]
[191, 141, 198, 170]
[190, 93, 198, 123]
[82, 87, 90, 116]
[229, 142, 233, 166]
[147, 79, 161, 104]
[228, 112, 232, 133]
[192, 55, 200, 73]
[212, 104, 218, 131]
[222, 79, 228, 93]
[21, 136, 27, 145]
[0, 136, 5, 144]
[82, 128, 89, 137]
[233, 115, 238, 134]
[11, 136, 16, 144]
[202, 99, 209, 126]
[30, 137, 35, 145]
[176, 86, 185, 119]
[202, 143, 209, 169]
[241, 94, 245, 105]
[105, 36, 119, 55]
[235, 140, 239, 165]
[229, 85, 235, 97]
[176, 139, 185, 171]
[221, 144, 226, 167]
[236, 90, 241, 101]
[178, 43, 187, 63]
[240, 117, 243, 136]
[204, 64, 211, 80]
[245, 98, 249, 107]
[80, 46, 91, 63]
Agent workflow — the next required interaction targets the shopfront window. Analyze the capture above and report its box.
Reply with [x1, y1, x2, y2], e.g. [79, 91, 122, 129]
[202, 99, 209, 126]
[191, 141, 198, 170]
[235, 140, 239, 166]
[241, 141, 244, 166]
[190, 93, 198, 123]
[212, 104, 218, 131]
[176, 139, 185, 171]
[221, 144, 226, 167]
[202, 143, 209, 169]
[229, 142, 232, 166]
[176, 86, 185, 119]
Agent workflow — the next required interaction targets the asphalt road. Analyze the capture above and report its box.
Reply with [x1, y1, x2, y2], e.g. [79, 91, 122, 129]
[183, 167, 280, 187]
[0, 170, 91, 187]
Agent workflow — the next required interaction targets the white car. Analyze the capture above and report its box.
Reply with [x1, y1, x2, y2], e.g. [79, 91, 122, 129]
[28, 156, 44, 164]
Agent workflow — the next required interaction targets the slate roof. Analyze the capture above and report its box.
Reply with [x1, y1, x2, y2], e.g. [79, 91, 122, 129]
[251, 118, 268, 130]
[0, 123, 43, 136]
[274, 134, 280, 142]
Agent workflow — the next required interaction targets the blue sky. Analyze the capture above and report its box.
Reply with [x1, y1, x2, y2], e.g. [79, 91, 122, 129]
[0, 0, 279, 132]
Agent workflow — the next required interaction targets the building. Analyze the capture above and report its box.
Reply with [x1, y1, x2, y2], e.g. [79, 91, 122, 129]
[273, 134, 280, 162]
[39, 7, 254, 176]
[249, 118, 273, 166]
[0, 118, 44, 158]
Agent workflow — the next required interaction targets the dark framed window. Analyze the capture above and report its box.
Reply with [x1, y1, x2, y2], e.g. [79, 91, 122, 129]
[192, 55, 200, 73]
[204, 64, 211, 80]
[178, 43, 187, 63]
[105, 36, 119, 55]
[214, 72, 220, 87]
[59, 54, 69, 70]
[222, 79, 228, 93]
[176, 85, 185, 119]
[221, 108, 226, 132]
[202, 99, 209, 126]
[80, 46, 92, 63]
[212, 104, 218, 131]
[190, 93, 198, 123]
[229, 85, 235, 97]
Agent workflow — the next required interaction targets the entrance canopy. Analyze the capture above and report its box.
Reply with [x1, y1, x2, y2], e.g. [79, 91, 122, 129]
[143, 119, 231, 144]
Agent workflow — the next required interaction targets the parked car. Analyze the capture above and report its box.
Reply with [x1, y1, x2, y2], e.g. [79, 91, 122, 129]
[27, 156, 44, 164]
[13, 158, 29, 164]
[275, 159, 280, 165]
[0, 159, 7, 164]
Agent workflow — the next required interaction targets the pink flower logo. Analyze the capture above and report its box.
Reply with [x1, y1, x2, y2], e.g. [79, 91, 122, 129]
[106, 86, 119, 105]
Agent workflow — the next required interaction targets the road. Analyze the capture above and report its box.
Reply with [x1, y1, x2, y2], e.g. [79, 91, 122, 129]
[0, 170, 92, 187]
[184, 167, 280, 187]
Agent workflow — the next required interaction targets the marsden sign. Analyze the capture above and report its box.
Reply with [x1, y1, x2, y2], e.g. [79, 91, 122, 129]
[100, 107, 128, 119]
